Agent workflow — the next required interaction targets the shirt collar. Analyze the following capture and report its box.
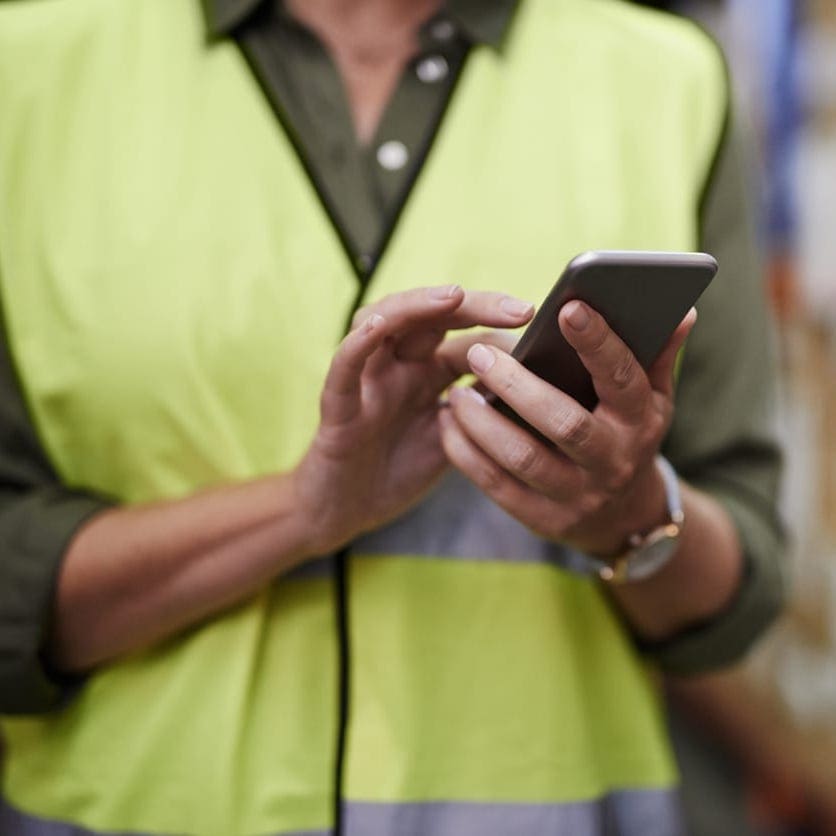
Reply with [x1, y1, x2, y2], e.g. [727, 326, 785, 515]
[201, 0, 263, 37]
[444, 0, 518, 49]
[202, 0, 519, 49]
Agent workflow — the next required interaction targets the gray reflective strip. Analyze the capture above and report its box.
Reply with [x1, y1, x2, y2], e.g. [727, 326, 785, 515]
[1, 793, 681, 836]
[0, 798, 330, 836]
[284, 474, 595, 574]
[344, 791, 685, 836]
[353, 471, 591, 572]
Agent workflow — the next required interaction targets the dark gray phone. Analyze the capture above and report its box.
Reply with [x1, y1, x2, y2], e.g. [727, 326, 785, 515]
[492, 250, 717, 427]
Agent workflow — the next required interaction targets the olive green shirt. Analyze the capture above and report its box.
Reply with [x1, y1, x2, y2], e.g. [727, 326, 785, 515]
[0, 0, 785, 713]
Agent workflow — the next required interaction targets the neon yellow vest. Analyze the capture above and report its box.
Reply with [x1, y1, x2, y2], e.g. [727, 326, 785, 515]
[0, 0, 726, 833]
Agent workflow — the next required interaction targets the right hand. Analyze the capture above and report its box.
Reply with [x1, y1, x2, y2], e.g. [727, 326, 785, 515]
[293, 285, 533, 555]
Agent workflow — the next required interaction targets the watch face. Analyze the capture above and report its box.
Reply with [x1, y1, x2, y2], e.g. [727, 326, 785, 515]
[626, 529, 679, 581]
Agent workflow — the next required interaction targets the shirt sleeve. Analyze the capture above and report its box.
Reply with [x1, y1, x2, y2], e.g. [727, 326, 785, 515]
[0, 296, 113, 715]
[644, 113, 788, 675]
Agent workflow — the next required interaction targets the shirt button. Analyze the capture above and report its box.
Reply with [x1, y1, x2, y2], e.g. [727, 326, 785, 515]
[430, 19, 456, 41]
[376, 140, 409, 171]
[356, 253, 374, 273]
[416, 55, 449, 84]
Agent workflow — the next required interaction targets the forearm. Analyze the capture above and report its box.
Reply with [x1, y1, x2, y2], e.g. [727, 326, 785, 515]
[50, 288, 530, 677]
[608, 479, 744, 642]
[50, 473, 316, 672]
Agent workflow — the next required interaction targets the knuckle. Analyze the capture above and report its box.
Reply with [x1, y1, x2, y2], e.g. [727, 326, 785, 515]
[578, 490, 606, 518]
[504, 437, 539, 476]
[475, 461, 505, 493]
[549, 408, 592, 449]
[640, 410, 666, 446]
[656, 400, 674, 430]
[606, 460, 636, 493]
[352, 305, 371, 330]
[611, 352, 637, 389]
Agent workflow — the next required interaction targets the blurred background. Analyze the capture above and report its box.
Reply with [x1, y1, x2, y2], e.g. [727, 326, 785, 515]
[641, 1, 836, 834]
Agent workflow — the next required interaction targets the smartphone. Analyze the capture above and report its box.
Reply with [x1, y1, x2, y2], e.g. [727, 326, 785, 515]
[491, 250, 717, 427]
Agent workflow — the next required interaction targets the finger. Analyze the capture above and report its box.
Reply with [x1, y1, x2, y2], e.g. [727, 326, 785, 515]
[394, 327, 447, 362]
[351, 285, 465, 332]
[320, 314, 386, 425]
[558, 301, 651, 420]
[446, 385, 583, 500]
[439, 291, 534, 331]
[394, 321, 519, 364]
[353, 287, 534, 337]
[464, 342, 612, 469]
[351, 285, 469, 374]
[434, 330, 518, 383]
[647, 308, 698, 397]
[438, 408, 573, 537]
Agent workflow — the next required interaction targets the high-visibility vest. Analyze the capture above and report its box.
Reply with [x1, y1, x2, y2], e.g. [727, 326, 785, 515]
[0, 0, 726, 833]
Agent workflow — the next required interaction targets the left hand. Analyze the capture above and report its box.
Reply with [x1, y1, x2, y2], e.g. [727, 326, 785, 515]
[293, 286, 534, 555]
[439, 300, 698, 557]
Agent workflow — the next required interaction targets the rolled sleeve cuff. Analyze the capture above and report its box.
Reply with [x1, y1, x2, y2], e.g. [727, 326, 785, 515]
[0, 488, 113, 715]
[637, 485, 787, 676]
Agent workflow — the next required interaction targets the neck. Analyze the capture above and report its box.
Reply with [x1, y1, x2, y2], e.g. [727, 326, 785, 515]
[286, 0, 444, 47]
[286, 0, 445, 143]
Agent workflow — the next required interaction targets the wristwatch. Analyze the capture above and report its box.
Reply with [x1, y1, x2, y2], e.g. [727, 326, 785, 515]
[570, 456, 685, 585]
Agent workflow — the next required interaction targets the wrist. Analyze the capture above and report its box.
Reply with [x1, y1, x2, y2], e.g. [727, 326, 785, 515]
[562, 456, 686, 586]
[577, 458, 669, 559]
[599, 456, 685, 584]
[288, 460, 354, 558]
[606, 458, 672, 556]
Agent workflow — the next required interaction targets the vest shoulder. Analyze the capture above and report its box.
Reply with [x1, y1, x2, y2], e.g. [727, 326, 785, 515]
[0, 1, 202, 104]
[0, 1, 202, 65]
[0, 1, 114, 81]
[571, 0, 728, 95]
[0, 0, 113, 43]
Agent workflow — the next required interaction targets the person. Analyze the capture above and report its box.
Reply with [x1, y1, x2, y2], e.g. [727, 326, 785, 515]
[0, 0, 784, 834]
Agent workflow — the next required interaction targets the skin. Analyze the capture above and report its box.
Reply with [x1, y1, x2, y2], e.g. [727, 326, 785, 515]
[52, 0, 744, 668]
[439, 301, 744, 640]
[52, 288, 534, 669]
[285, 0, 444, 142]
[52, 0, 452, 672]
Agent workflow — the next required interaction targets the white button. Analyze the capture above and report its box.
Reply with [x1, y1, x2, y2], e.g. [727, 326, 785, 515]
[430, 19, 456, 41]
[416, 55, 449, 84]
[376, 140, 409, 171]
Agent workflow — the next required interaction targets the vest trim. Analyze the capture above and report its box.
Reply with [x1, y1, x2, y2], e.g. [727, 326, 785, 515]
[1, 792, 684, 836]
[0, 797, 327, 835]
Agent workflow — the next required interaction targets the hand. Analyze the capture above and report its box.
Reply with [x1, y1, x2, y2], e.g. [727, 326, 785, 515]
[439, 301, 697, 556]
[293, 285, 534, 555]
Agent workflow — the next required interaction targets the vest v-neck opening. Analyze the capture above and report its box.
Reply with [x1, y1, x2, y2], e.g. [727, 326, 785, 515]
[235, 8, 475, 293]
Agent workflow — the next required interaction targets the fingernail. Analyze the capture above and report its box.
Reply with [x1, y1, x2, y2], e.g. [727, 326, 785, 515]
[565, 301, 590, 331]
[468, 343, 495, 374]
[363, 313, 384, 332]
[450, 386, 486, 406]
[430, 284, 461, 300]
[500, 297, 534, 318]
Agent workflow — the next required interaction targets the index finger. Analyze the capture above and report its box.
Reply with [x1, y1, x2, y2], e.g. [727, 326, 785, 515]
[351, 285, 465, 332]
[320, 314, 386, 426]
[353, 287, 534, 339]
